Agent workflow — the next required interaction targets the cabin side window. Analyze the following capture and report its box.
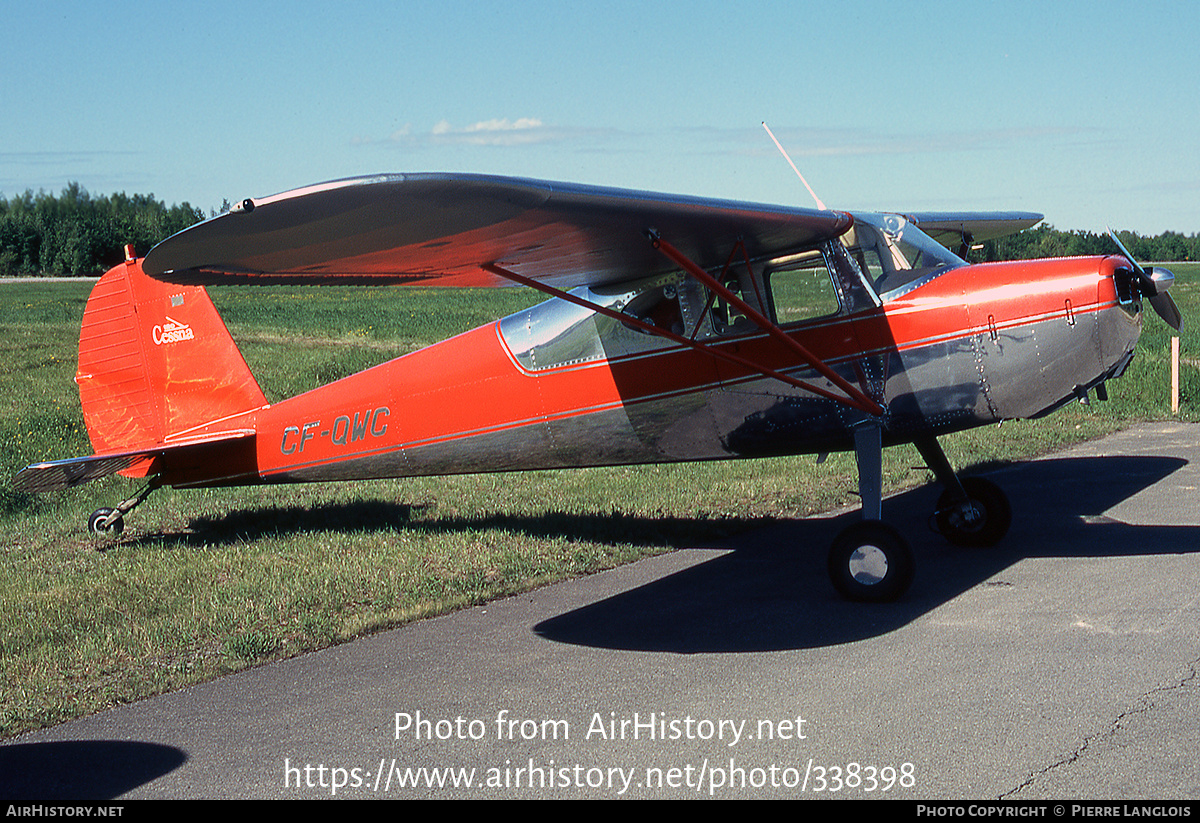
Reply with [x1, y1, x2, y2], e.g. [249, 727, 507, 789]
[763, 249, 844, 327]
[706, 236, 884, 335]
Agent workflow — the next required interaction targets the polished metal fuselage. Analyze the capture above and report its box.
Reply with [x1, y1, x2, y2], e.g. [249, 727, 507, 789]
[251, 252, 1141, 485]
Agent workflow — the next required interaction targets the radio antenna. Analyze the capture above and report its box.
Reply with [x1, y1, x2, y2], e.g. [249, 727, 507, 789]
[762, 121, 827, 211]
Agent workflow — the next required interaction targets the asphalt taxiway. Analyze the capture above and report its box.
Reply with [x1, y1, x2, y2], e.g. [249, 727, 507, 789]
[4, 422, 1199, 799]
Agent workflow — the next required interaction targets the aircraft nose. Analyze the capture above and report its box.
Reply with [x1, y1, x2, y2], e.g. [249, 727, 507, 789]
[1108, 229, 1183, 331]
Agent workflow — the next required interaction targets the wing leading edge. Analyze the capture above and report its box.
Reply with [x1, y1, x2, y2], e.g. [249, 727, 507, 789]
[141, 174, 854, 290]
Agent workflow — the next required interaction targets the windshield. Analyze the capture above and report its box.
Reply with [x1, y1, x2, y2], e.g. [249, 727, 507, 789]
[841, 213, 966, 298]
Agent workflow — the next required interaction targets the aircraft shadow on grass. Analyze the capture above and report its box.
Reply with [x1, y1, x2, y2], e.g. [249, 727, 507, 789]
[122, 498, 773, 550]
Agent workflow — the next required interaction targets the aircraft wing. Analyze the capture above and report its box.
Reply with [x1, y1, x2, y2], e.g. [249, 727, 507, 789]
[141, 174, 853, 290]
[905, 211, 1043, 247]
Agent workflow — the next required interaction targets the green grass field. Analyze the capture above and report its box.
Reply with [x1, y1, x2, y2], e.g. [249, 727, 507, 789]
[2, 266, 1198, 738]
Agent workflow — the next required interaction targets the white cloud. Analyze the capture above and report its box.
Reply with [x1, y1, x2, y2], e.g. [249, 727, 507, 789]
[464, 117, 543, 132]
[352, 117, 621, 153]
[432, 117, 551, 146]
[361, 117, 569, 149]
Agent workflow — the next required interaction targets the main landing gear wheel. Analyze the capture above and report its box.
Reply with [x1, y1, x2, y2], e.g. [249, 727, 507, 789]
[933, 476, 1011, 547]
[88, 507, 125, 536]
[828, 521, 914, 603]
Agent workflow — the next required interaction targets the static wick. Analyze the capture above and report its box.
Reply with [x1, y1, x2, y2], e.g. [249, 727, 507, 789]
[762, 121, 826, 211]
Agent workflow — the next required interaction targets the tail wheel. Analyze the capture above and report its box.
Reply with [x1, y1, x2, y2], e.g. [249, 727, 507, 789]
[933, 476, 1011, 547]
[828, 521, 914, 602]
[88, 508, 125, 536]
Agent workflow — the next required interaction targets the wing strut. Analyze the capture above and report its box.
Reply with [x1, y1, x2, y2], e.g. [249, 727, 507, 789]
[646, 232, 884, 416]
[483, 252, 883, 417]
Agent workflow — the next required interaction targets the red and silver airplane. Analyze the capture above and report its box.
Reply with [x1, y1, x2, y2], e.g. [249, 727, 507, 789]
[12, 172, 1181, 601]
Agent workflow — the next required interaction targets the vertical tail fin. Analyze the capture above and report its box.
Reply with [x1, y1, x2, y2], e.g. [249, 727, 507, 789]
[77, 252, 267, 456]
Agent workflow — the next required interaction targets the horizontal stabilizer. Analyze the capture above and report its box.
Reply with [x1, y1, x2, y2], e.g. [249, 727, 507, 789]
[13, 453, 150, 494]
[12, 431, 258, 493]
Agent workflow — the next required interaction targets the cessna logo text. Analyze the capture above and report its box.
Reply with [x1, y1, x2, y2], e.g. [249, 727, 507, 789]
[153, 317, 195, 345]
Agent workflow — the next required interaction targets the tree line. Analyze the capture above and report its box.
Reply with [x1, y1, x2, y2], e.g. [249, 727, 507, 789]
[0, 183, 206, 276]
[977, 224, 1199, 264]
[1, 183, 1198, 277]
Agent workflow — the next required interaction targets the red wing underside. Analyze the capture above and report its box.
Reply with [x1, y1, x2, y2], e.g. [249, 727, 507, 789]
[141, 174, 853, 290]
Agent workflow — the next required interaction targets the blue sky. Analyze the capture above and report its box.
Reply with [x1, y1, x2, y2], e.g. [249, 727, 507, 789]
[3, 0, 1197, 234]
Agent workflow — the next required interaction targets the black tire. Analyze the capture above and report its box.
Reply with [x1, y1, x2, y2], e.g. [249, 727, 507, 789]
[88, 507, 124, 536]
[934, 476, 1011, 547]
[828, 521, 914, 602]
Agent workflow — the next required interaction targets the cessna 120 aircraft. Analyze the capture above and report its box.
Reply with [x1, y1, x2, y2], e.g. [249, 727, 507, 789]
[11, 172, 1182, 602]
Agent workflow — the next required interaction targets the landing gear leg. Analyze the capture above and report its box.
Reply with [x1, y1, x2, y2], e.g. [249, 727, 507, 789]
[88, 479, 161, 536]
[827, 424, 914, 602]
[915, 436, 1011, 547]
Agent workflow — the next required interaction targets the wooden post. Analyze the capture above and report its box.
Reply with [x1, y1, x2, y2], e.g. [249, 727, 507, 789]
[1171, 336, 1180, 415]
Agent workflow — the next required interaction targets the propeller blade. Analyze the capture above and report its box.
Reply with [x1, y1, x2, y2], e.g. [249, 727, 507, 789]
[1107, 227, 1143, 276]
[1150, 292, 1183, 331]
